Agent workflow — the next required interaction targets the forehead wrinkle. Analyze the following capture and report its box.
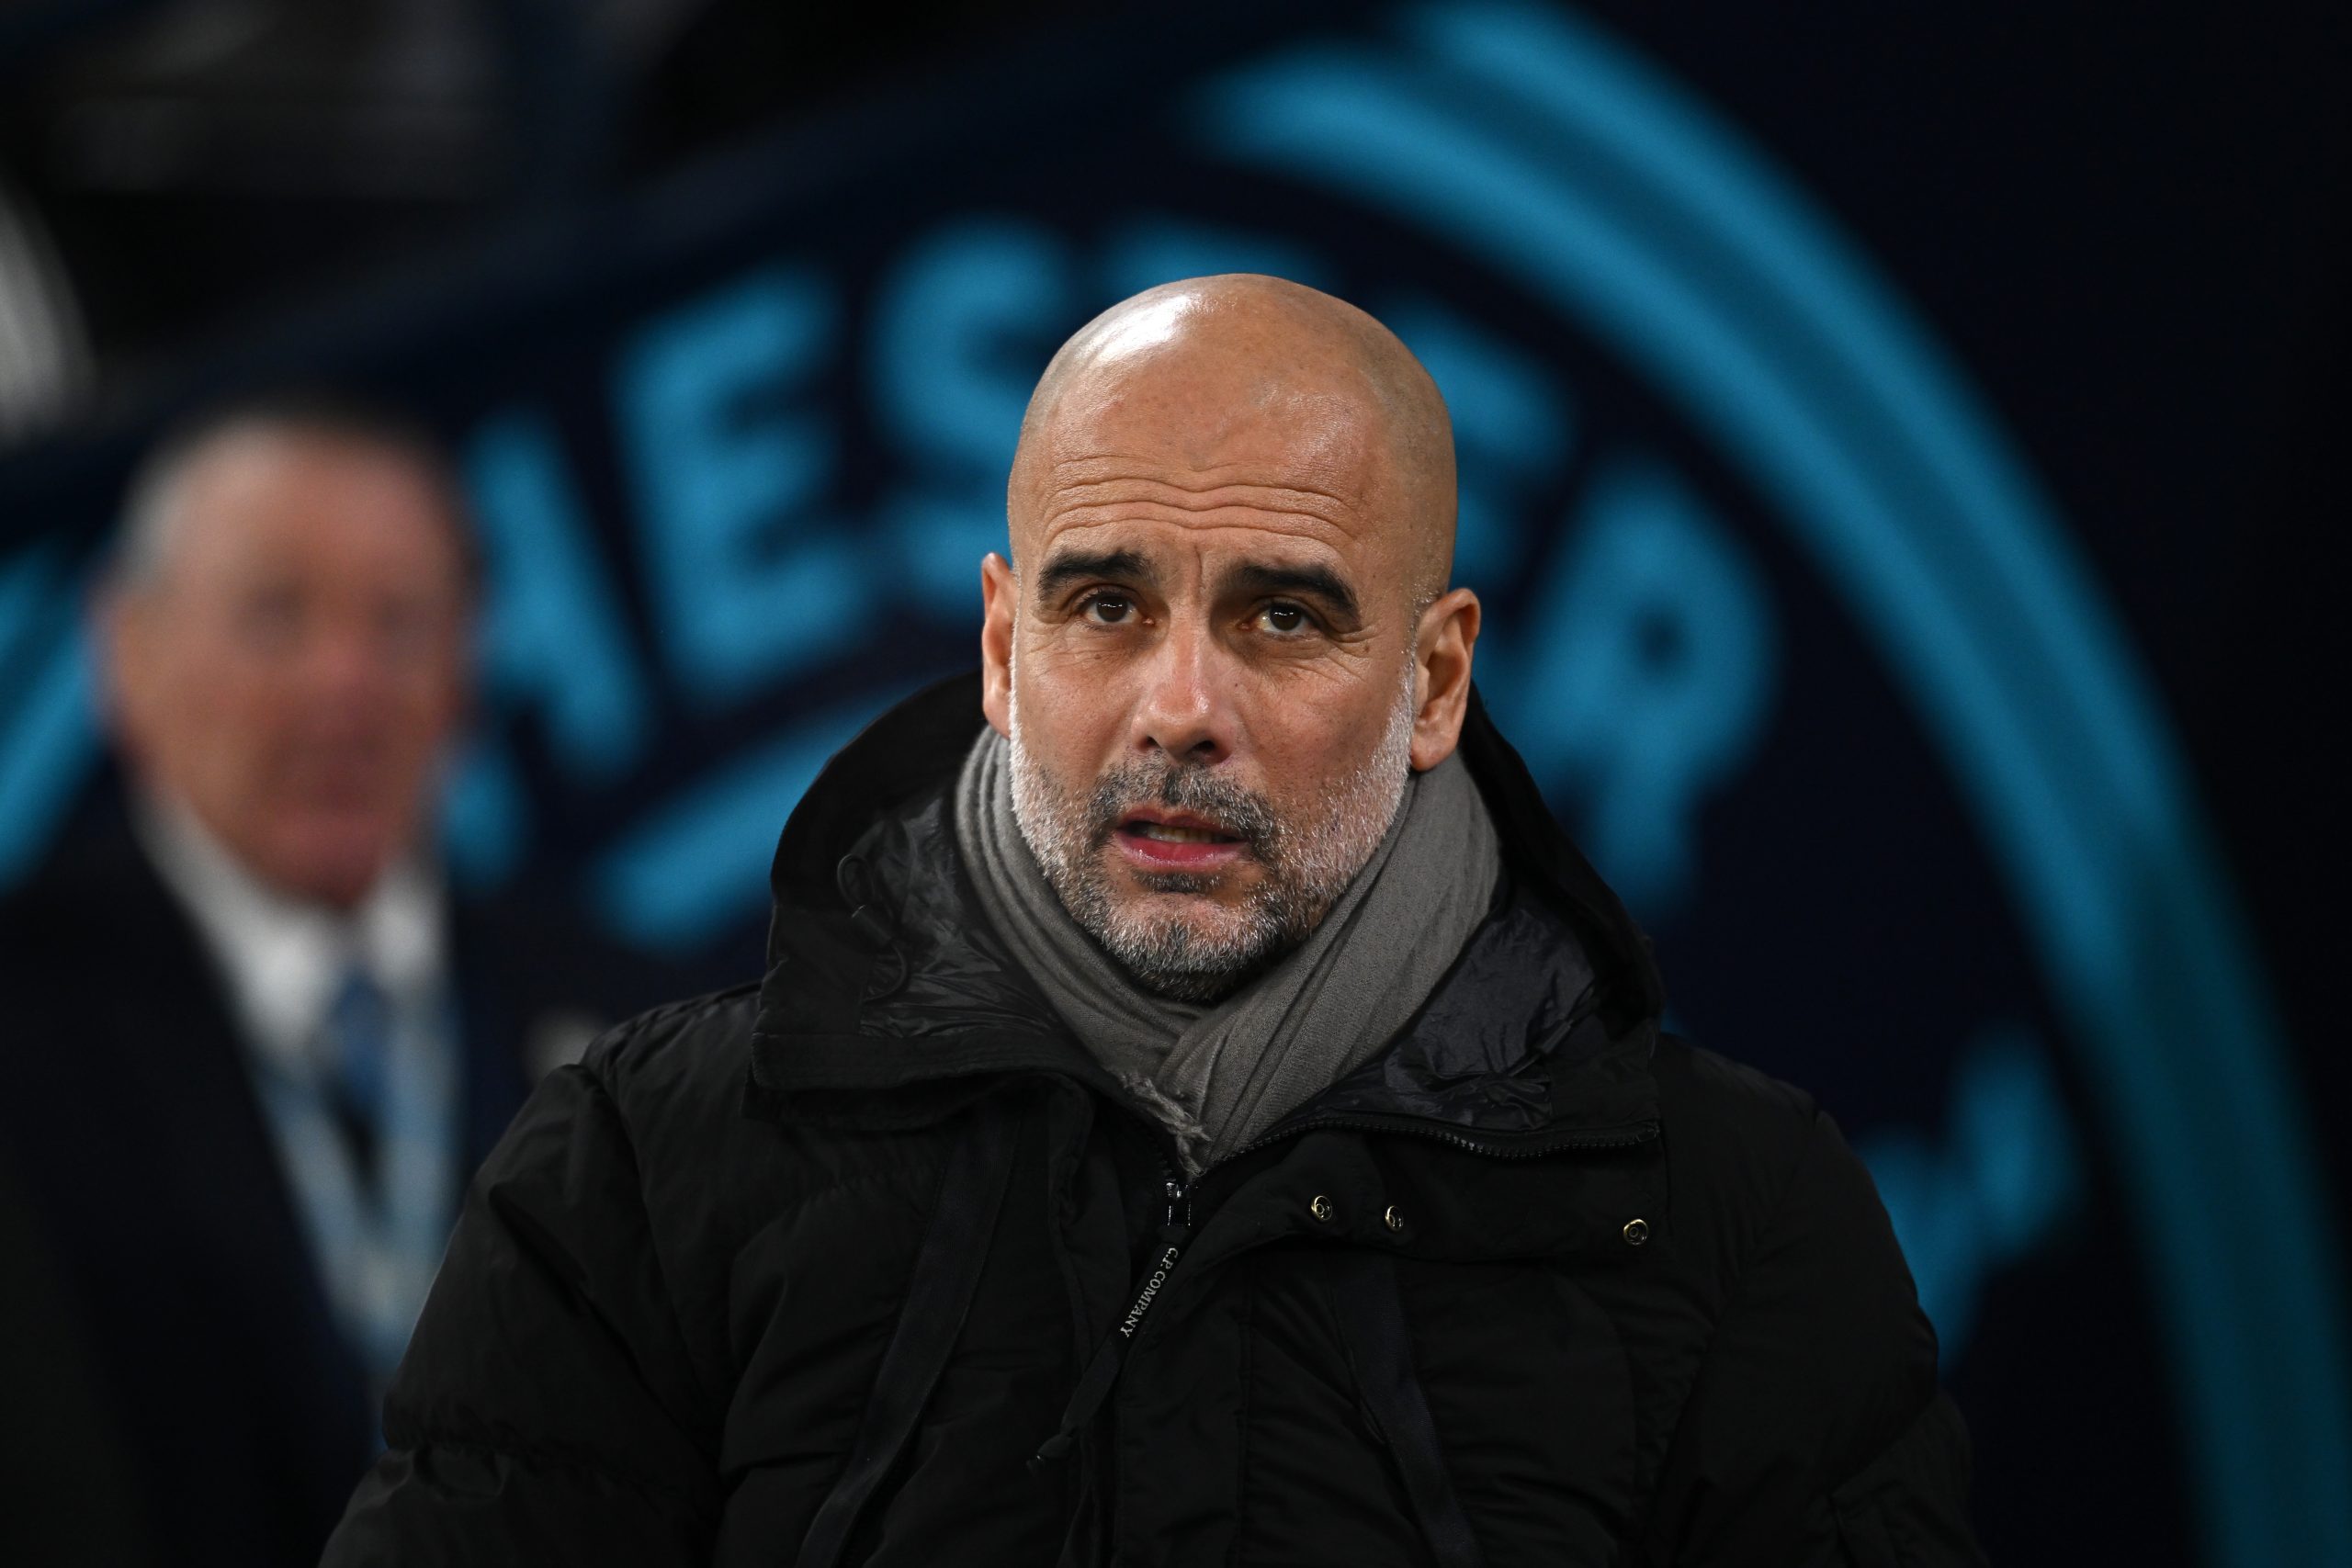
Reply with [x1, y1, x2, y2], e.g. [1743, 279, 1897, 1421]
[1038, 506, 1367, 560]
[1048, 452, 1357, 496]
[1032, 513, 1365, 565]
[1046, 476, 1361, 521]
[1046, 459, 1362, 522]
[1026, 473, 1396, 586]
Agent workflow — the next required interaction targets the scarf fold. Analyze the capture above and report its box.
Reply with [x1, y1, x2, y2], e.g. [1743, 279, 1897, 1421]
[955, 725, 1502, 1173]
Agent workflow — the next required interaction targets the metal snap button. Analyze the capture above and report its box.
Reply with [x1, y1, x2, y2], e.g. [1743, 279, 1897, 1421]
[1623, 1217, 1651, 1247]
[1384, 1205, 1406, 1233]
[1309, 1194, 1336, 1223]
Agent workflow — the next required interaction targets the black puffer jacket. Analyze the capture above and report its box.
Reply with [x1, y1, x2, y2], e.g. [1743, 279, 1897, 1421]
[324, 676, 1984, 1567]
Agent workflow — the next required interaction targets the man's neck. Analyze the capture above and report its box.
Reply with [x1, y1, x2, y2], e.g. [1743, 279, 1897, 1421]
[130, 784, 446, 1067]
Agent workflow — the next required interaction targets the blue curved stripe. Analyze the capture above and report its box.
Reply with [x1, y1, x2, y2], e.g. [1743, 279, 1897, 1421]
[0, 557, 98, 888]
[1401, 6, 2172, 832]
[1363, 46, 2343, 1560]
[1193, 10, 2349, 1566]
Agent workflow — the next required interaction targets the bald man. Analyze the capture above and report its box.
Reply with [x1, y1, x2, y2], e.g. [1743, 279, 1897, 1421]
[326, 279, 1983, 1566]
[0, 392, 683, 1568]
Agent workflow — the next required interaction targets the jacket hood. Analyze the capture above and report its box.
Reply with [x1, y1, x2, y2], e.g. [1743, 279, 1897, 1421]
[746, 672, 1664, 1146]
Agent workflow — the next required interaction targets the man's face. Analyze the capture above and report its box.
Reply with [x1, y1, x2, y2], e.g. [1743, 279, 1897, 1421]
[107, 429, 470, 909]
[982, 341, 1451, 1001]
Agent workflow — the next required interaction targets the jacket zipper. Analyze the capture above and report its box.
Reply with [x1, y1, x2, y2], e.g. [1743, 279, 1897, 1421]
[1030, 1164, 1196, 1472]
[1121, 1169, 1194, 1342]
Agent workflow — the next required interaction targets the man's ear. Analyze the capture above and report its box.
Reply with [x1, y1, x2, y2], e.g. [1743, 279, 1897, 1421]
[1408, 587, 1481, 771]
[979, 552, 1016, 738]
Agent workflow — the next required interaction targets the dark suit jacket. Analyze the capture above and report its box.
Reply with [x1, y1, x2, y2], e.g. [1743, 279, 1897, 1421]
[0, 798, 691, 1568]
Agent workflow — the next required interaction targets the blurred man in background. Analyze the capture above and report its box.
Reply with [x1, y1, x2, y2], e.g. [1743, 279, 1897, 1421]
[0, 391, 665, 1567]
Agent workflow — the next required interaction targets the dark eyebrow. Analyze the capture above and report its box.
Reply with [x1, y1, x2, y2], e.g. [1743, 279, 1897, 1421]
[1035, 547, 1154, 602]
[1223, 560, 1361, 622]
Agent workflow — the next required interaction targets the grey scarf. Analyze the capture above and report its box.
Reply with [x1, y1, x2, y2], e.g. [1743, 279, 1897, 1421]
[955, 726, 1502, 1173]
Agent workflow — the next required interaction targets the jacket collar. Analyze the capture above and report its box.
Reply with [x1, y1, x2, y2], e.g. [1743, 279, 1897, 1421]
[746, 672, 1663, 1145]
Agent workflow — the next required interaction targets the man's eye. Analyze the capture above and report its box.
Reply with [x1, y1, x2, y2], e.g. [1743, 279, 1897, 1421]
[235, 590, 305, 649]
[1081, 593, 1134, 625]
[1258, 602, 1313, 635]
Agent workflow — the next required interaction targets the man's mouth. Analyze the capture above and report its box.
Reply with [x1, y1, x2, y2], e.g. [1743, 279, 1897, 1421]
[1111, 811, 1249, 872]
[1127, 822, 1227, 843]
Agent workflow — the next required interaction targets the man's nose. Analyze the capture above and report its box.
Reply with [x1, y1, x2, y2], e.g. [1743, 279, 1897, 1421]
[296, 619, 397, 702]
[1129, 619, 1232, 766]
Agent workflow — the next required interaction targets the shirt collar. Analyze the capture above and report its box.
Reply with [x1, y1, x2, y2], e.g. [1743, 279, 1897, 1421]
[133, 788, 447, 1077]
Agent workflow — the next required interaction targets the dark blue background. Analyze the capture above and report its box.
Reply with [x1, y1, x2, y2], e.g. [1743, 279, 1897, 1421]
[2, 5, 2346, 1563]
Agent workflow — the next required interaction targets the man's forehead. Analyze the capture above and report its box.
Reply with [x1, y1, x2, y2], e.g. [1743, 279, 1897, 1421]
[166, 429, 466, 579]
[1009, 276, 1458, 602]
[1019, 370, 1404, 566]
[190, 426, 426, 497]
[1042, 385, 1384, 485]
[1027, 449, 1391, 573]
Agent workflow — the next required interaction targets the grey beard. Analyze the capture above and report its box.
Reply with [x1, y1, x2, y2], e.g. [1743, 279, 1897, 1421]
[1007, 673, 1417, 1003]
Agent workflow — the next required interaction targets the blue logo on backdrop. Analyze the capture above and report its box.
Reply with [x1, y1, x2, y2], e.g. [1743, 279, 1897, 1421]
[0, 6, 2341, 1562]
[1184, 11, 2346, 1566]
